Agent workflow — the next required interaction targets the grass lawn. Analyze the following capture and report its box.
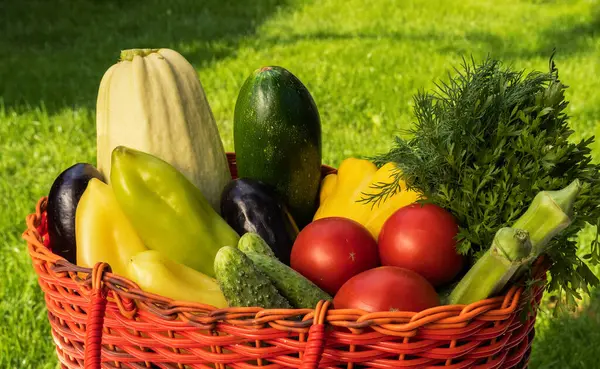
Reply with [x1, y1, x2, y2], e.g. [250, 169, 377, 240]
[1, 0, 599, 368]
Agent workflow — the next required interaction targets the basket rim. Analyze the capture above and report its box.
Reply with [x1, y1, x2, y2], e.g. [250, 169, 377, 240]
[23, 154, 548, 335]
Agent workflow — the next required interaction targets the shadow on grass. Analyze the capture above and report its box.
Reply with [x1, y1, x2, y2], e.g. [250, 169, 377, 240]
[0, 0, 288, 113]
[529, 290, 600, 369]
[533, 6, 600, 57]
[249, 4, 599, 64]
[2, 0, 597, 114]
[439, 5, 599, 60]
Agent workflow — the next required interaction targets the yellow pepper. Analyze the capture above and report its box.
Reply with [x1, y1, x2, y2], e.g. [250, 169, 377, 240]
[127, 250, 228, 308]
[75, 178, 147, 277]
[313, 158, 422, 239]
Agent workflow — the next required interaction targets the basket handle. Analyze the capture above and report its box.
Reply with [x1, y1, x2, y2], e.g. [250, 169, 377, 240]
[300, 300, 331, 369]
[84, 262, 110, 369]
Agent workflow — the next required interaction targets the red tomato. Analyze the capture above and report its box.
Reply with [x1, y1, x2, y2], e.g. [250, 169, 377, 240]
[290, 217, 380, 295]
[378, 203, 464, 287]
[333, 266, 440, 312]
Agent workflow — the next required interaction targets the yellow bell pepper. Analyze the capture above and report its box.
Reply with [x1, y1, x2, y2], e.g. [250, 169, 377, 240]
[75, 178, 147, 277]
[127, 250, 228, 308]
[313, 158, 422, 239]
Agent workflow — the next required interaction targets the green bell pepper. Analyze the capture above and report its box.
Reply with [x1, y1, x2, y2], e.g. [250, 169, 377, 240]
[110, 146, 239, 277]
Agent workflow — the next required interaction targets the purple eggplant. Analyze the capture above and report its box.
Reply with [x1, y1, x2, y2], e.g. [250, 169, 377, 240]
[47, 163, 104, 263]
[220, 178, 299, 265]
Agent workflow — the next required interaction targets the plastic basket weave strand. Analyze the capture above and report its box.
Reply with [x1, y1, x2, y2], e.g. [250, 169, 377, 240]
[22, 153, 546, 369]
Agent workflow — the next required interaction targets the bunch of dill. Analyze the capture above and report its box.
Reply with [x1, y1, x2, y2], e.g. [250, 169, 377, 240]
[366, 55, 600, 308]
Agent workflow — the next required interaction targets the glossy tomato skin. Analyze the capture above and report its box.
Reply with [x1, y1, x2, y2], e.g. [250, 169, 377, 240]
[333, 266, 440, 312]
[290, 217, 380, 295]
[378, 203, 464, 287]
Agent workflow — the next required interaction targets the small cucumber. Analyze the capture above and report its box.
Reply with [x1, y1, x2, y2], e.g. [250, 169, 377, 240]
[214, 246, 292, 309]
[240, 250, 331, 309]
[238, 232, 276, 257]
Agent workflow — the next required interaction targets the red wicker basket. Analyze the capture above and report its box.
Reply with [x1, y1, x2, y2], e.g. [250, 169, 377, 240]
[23, 153, 547, 369]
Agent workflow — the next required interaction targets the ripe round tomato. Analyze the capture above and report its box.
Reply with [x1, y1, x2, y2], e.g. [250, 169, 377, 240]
[290, 217, 380, 295]
[378, 203, 464, 287]
[333, 266, 440, 312]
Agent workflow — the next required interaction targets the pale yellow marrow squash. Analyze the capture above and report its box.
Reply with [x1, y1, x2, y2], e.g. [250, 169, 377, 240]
[96, 48, 231, 211]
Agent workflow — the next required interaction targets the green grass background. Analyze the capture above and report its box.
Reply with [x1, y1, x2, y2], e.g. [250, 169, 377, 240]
[1, 0, 599, 367]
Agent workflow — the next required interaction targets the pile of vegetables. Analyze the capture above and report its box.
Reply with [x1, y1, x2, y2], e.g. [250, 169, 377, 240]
[368, 56, 600, 309]
[45, 48, 599, 314]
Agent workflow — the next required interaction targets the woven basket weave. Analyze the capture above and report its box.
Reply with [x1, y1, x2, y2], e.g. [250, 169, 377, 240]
[23, 153, 547, 369]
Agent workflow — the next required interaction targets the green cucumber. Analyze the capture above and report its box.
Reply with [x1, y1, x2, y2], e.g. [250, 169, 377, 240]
[237, 233, 330, 308]
[214, 246, 292, 309]
[233, 66, 322, 228]
[237, 232, 276, 257]
[242, 251, 331, 309]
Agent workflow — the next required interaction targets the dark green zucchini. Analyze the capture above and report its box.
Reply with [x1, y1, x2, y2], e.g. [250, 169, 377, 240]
[233, 66, 322, 228]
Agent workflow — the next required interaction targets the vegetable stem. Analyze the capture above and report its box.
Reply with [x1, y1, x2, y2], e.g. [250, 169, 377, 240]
[510, 180, 581, 282]
[119, 49, 160, 61]
[512, 179, 580, 254]
[547, 179, 580, 216]
[449, 227, 532, 305]
[495, 228, 532, 261]
[449, 180, 581, 305]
